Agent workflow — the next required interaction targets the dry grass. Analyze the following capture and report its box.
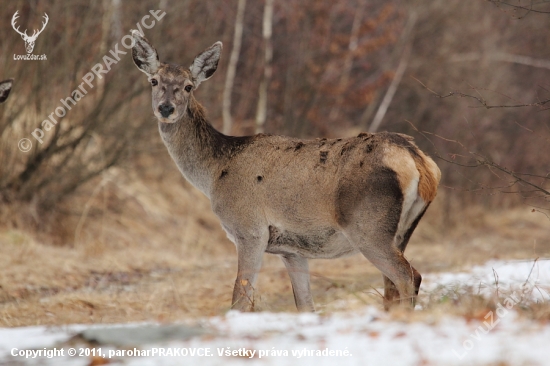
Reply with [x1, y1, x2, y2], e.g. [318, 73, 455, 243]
[0, 151, 549, 327]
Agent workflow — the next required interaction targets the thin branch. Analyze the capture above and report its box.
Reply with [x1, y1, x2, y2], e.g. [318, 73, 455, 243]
[487, 0, 550, 15]
[478, 158, 550, 196]
[406, 119, 550, 201]
[514, 172, 550, 180]
[532, 209, 550, 220]
[412, 76, 550, 109]
[450, 52, 550, 70]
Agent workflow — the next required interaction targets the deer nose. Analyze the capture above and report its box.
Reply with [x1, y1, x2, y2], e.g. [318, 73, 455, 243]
[158, 103, 175, 118]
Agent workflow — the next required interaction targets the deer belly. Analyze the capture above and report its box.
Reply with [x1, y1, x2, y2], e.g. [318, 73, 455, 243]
[266, 226, 357, 259]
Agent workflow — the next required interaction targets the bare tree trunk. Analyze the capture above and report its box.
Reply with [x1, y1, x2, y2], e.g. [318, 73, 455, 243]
[329, 0, 366, 122]
[98, 0, 111, 97]
[222, 0, 247, 135]
[96, 0, 121, 99]
[366, 12, 417, 132]
[368, 42, 412, 133]
[111, 0, 122, 41]
[255, 0, 274, 134]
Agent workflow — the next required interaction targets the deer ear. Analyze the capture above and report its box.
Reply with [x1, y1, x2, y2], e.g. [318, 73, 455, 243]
[131, 30, 160, 76]
[0, 79, 13, 104]
[189, 42, 222, 89]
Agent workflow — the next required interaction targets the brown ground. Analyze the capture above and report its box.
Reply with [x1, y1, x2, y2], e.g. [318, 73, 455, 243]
[1, 153, 549, 327]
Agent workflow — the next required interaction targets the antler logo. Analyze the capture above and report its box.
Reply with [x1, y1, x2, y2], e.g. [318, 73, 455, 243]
[11, 11, 49, 54]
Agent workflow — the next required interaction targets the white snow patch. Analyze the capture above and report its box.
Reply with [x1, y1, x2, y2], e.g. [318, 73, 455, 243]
[423, 259, 550, 301]
[1, 259, 549, 366]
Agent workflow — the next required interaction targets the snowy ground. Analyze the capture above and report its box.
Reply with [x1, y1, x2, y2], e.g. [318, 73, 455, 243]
[1, 259, 549, 366]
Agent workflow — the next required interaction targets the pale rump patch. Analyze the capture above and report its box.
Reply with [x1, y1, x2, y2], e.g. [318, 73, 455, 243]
[382, 146, 423, 242]
[395, 176, 425, 243]
[382, 145, 417, 192]
[382, 143, 439, 244]
[387, 138, 440, 203]
[385, 134, 441, 203]
[412, 150, 440, 202]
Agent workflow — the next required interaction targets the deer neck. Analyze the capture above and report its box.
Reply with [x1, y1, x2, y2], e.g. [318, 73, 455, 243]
[158, 97, 225, 198]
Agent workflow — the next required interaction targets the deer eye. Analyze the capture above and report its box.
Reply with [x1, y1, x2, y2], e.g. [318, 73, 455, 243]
[185, 85, 193, 93]
[151, 79, 158, 86]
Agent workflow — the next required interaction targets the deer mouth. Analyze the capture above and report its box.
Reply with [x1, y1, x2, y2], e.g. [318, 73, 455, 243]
[155, 113, 178, 124]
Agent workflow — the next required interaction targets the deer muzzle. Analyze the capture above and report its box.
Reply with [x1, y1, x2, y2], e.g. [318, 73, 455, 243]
[158, 103, 175, 118]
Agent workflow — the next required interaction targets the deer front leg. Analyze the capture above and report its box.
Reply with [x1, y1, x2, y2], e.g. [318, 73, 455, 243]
[281, 254, 315, 312]
[231, 231, 268, 312]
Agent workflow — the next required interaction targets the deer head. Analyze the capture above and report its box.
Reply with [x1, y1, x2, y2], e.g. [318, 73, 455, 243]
[12, 11, 49, 54]
[0, 79, 13, 104]
[131, 30, 222, 123]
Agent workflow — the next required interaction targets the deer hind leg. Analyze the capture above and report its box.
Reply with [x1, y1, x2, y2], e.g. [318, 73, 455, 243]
[339, 197, 419, 309]
[342, 219, 419, 309]
[382, 201, 430, 309]
[231, 230, 269, 312]
[281, 254, 314, 312]
[360, 238, 418, 309]
[339, 164, 433, 309]
[382, 265, 421, 310]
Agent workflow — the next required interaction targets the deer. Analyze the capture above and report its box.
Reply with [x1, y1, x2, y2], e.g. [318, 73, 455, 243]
[131, 30, 441, 312]
[11, 11, 49, 54]
[0, 79, 13, 104]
